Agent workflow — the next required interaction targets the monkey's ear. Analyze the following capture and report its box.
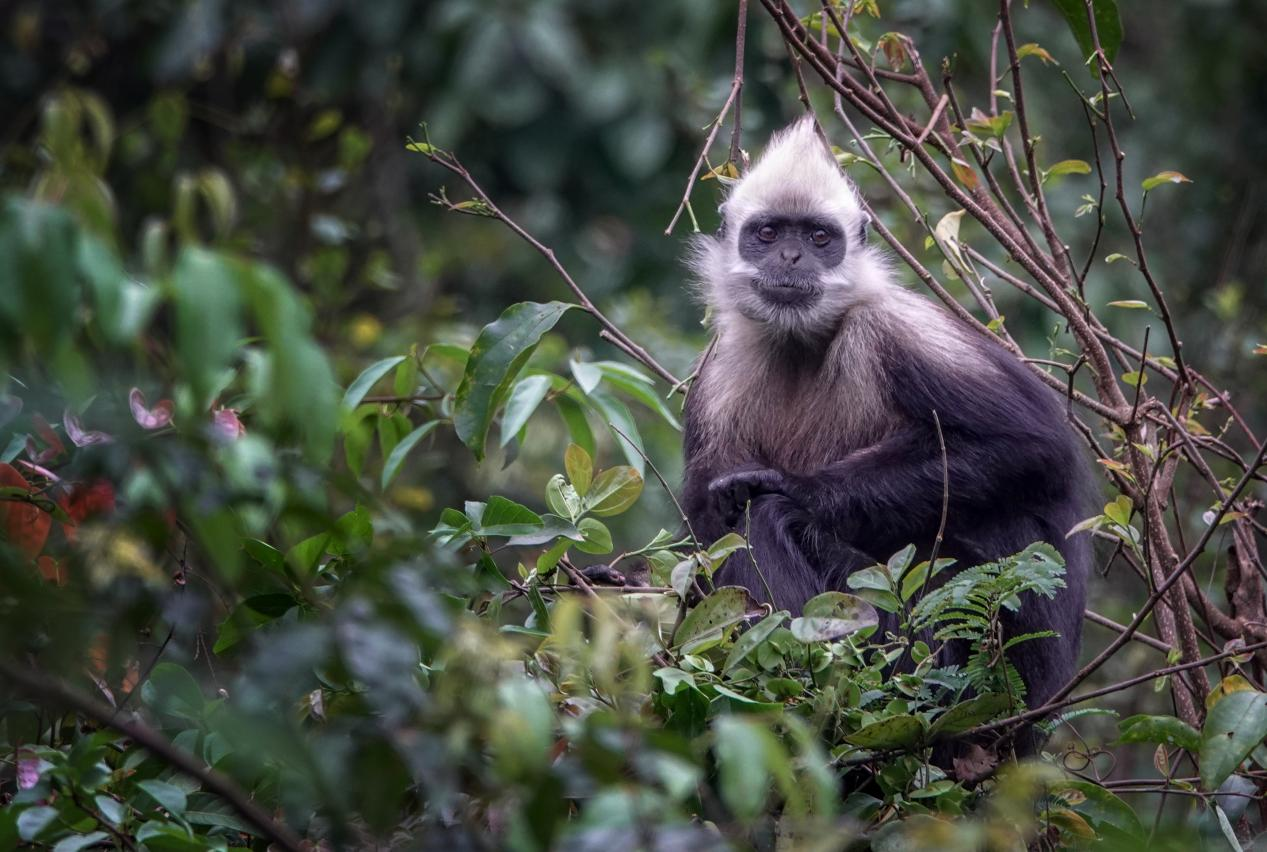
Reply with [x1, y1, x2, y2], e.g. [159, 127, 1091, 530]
[856, 212, 871, 243]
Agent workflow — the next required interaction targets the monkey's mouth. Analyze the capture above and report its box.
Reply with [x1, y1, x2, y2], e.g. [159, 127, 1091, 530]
[753, 277, 821, 307]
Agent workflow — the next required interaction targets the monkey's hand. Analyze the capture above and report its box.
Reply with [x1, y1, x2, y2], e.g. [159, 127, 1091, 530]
[708, 466, 787, 528]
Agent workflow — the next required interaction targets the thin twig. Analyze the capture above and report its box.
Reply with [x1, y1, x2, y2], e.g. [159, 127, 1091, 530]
[0, 659, 305, 852]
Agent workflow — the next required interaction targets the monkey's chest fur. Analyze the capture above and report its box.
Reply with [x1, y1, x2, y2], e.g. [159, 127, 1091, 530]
[692, 311, 900, 474]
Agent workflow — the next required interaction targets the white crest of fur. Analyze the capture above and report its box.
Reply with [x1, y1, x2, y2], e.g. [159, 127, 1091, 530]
[723, 116, 866, 234]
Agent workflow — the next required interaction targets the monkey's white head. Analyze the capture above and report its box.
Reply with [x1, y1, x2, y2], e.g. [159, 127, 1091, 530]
[691, 116, 886, 342]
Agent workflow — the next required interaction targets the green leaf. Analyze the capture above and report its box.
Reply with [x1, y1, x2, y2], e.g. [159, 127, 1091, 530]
[1115, 714, 1200, 751]
[790, 592, 879, 642]
[381, 420, 440, 490]
[574, 517, 613, 554]
[587, 387, 645, 475]
[16, 806, 59, 842]
[1141, 170, 1193, 191]
[706, 532, 748, 566]
[342, 356, 406, 412]
[564, 443, 593, 496]
[929, 694, 1013, 739]
[597, 364, 682, 430]
[453, 301, 573, 460]
[1199, 689, 1267, 790]
[584, 466, 643, 517]
[1104, 495, 1133, 527]
[52, 831, 111, 852]
[1042, 159, 1092, 185]
[138, 779, 189, 818]
[722, 610, 788, 674]
[845, 715, 925, 749]
[171, 247, 244, 407]
[287, 532, 330, 575]
[714, 717, 773, 820]
[499, 374, 553, 447]
[1051, 779, 1145, 839]
[673, 586, 756, 653]
[1047, 0, 1123, 64]
[1104, 253, 1132, 264]
[242, 538, 286, 576]
[554, 395, 594, 458]
[474, 496, 544, 537]
[1106, 300, 1149, 309]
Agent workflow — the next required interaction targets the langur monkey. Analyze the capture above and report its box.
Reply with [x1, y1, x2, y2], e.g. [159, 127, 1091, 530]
[681, 117, 1090, 717]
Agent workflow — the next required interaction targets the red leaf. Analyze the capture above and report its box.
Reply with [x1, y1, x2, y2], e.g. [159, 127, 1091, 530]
[28, 414, 65, 463]
[0, 462, 52, 559]
[129, 388, 174, 430]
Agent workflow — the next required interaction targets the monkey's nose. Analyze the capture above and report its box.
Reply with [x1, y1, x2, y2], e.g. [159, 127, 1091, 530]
[780, 246, 802, 265]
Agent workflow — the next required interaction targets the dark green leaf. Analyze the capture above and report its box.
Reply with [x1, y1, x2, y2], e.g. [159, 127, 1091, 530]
[1047, 0, 1123, 64]
[454, 301, 573, 460]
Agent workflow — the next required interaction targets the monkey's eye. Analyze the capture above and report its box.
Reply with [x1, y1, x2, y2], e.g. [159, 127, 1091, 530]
[757, 225, 778, 242]
[811, 229, 831, 247]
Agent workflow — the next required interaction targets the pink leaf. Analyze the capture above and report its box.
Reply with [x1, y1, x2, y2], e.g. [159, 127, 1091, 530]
[129, 388, 174, 430]
[17, 750, 40, 790]
[212, 408, 246, 440]
[63, 409, 113, 447]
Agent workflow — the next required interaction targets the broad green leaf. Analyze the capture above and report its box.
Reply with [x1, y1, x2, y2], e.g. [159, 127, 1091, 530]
[1142, 170, 1192, 191]
[714, 717, 773, 820]
[342, 355, 406, 412]
[381, 420, 440, 489]
[564, 443, 593, 496]
[597, 365, 682, 430]
[574, 517, 613, 554]
[453, 301, 573, 460]
[653, 666, 696, 695]
[213, 593, 298, 653]
[929, 694, 1013, 739]
[16, 807, 59, 842]
[1051, 780, 1144, 839]
[171, 246, 243, 407]
[706, 532, 748, 565]
[499, 374, 553, 447]
[845, 714, 925, 749]
[1199, 688, 1267, 790]
[1047, 0, 1122, 64]
[474, 496, 544, 537]
[1206, 674, 1257, 710]
[242, 538, 285, 575]
[673, 586, 756, 653]
[722, 610, 788, 674]
[585, 465, 643, 517]
[1115, 714, 1200, 751]
[790, 592, 879, 642]
[287, 532, 330, 575]
[138, 779, 189, 818]
[569, 359, 603, 393]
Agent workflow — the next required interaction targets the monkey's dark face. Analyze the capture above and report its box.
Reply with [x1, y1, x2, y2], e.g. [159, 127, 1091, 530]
[737, 215, 846, 310]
